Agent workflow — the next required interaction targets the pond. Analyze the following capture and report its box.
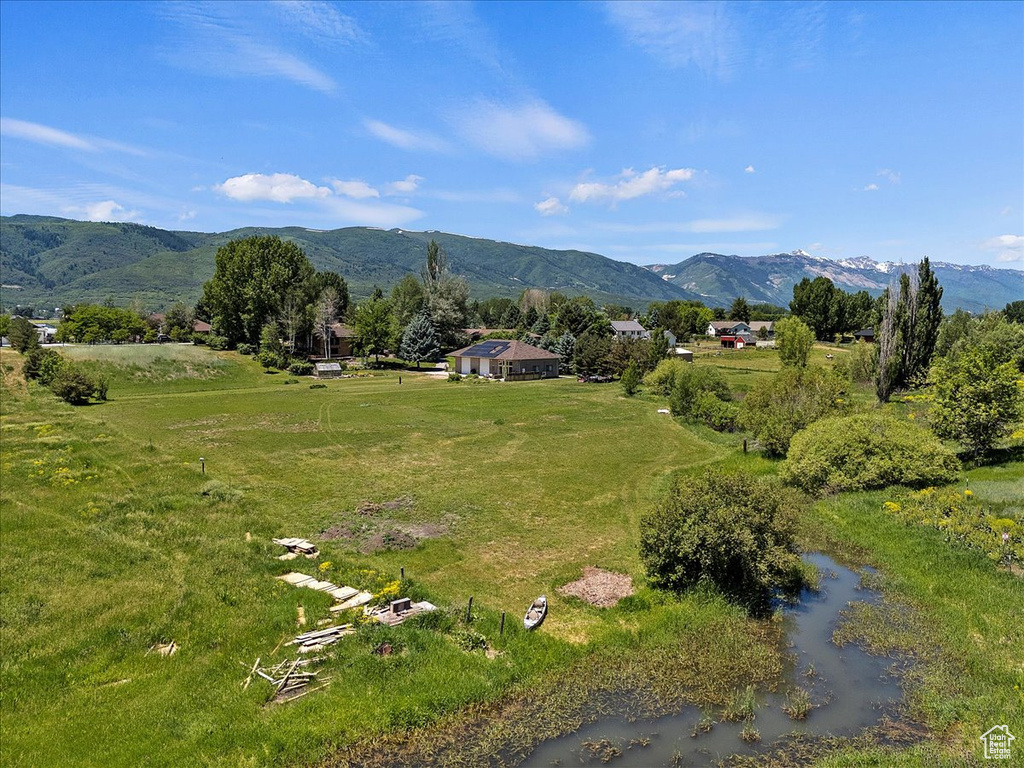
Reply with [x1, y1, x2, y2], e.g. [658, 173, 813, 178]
[522, 553, 904, 766]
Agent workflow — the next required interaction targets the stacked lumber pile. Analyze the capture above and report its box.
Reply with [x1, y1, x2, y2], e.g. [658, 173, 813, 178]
[273, 538, 320, 560]
[243, 657, 331, 703]
[286, 624, 356, 653]
[276, 572, 372, 609]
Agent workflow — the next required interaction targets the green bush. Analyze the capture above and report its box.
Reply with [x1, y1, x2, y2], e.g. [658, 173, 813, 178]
[691, 390, 739, 431]
[740, 367, 847, 457]
[236, 343, 257, 356]
[780, 412, 960, 494]
[287, 360, 315, 376]
[643, 358, 689, 396]
[49, 366, 97, 405]
[447, 372, 462, 382]
[24, 347, 62, 383]
[206, 334, 230, 350]
[620, 360, 641, 396]
[639, 469, 805, 615]
[668, 365, 731, 420]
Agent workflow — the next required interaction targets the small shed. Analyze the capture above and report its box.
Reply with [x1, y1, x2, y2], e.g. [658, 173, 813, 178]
[314, 362, 343, 379]
[854, 327, 875, 343]
[673, 347, 694, 362]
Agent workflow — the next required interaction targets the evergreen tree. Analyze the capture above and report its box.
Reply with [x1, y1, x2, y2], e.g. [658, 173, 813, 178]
[621, 360, 641, 396]
[500, 304, 522, 329]
[553, 332, 576, 374]
[729, 297, 751, 323]
[648, 328, 670, 366]
[7, 316, 39, 353]
[531, 313, 550, 335]
[399, 312, 440, 369]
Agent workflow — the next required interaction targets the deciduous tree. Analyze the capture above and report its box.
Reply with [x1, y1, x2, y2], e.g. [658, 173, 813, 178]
[200, 236, 315, 347]
[930, 350, 1023, 459]
[774, 316, 814, 367]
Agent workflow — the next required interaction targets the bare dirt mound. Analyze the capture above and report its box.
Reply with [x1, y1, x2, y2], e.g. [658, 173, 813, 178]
[558, 567, 635, 608]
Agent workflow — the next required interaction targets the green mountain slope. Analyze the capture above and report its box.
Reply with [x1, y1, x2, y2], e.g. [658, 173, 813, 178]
[0, 216, 696, 311]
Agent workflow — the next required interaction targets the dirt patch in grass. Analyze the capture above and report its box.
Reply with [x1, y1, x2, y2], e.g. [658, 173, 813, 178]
[356, 495, 414, 516]
[558, 567, 635, 608]
[320, 496, 450, 552]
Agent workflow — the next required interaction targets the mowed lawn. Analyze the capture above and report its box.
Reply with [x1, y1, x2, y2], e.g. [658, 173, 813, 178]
[0, 346, 736, 765]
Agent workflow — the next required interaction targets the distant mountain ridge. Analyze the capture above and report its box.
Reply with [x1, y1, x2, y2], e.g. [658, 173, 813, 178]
[645, 250, 1022, 313]
[1, 215, 1018, 313]
[0, 215, 697, 310]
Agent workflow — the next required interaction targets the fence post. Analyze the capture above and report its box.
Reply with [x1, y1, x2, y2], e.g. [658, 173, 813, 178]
[466, 596, 473, 623]
[500, 612, 506, 635]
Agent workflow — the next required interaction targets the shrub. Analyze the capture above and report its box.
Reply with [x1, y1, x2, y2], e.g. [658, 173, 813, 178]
[691, 390, 739, 431]
[643, 358, 689, 396]
[206, 334, 230, 350]
[620, 360, 641, 396]
[49, 366, 97, 405]
[639, 469, 805, 615]
[287, 360, 315, 376]
[447, 372, 462, 382]
[144, 329, 158, 344]
[24, 347, 62, 383]
[741, 367, 847, 457]
[780, 412, 960, 494]
[199, 480, 243, 503]
[668, 365, 731, 419]
[236, 343, 257, 356]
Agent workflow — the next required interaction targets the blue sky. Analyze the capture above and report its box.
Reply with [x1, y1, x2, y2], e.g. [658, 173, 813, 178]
[1, 1, 1021, 268]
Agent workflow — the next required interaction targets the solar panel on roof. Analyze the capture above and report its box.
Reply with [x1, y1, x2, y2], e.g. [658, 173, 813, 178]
[463, 340, 512, 357]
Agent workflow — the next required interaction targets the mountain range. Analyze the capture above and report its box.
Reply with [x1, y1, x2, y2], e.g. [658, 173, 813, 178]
[1, 215, 1020, 314]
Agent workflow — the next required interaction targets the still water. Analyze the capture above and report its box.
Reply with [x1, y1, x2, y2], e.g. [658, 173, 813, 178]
[523, 554, 903, 766]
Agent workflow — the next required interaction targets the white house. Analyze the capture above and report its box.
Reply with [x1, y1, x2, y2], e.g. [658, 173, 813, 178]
[707, 320, 751, 337]
[611, 320, 647, 340]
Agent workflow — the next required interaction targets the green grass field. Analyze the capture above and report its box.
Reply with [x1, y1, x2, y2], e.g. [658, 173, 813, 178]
[1, 344, 1020, 766]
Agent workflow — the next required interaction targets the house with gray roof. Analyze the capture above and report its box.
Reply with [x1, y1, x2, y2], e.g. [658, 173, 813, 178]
[450, 339, 560, 380]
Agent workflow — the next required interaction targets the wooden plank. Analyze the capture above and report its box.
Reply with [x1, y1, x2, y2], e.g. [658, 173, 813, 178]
[330, 591, 373, 612]
[329, 586, 358, 601]
[278, 572, 312, 585]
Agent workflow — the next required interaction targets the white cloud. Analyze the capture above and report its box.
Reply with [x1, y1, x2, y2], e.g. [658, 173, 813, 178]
[604, 1, 742, 78]
[534, 197, 569, 216]
[455, 99, 589, 161]
[569, 166, 696, 205]
[65, 200, 140, 222]
[384, 175, 424, 195]
[364, 119, 449, 152]
[271, 0, 363, 45]
[210, 172, 425, 228]
[862, 183, 879, 191]
[877, 168, 901, 184]
[744, 165, 755, 173]
[330, 179, 380, 199]
[160, 3, 337, 94]
[0, 117, 146, 155]
[980, 234, 1024, 263]
[216, 173, 331, 203]
[1, 118, 95, 151]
